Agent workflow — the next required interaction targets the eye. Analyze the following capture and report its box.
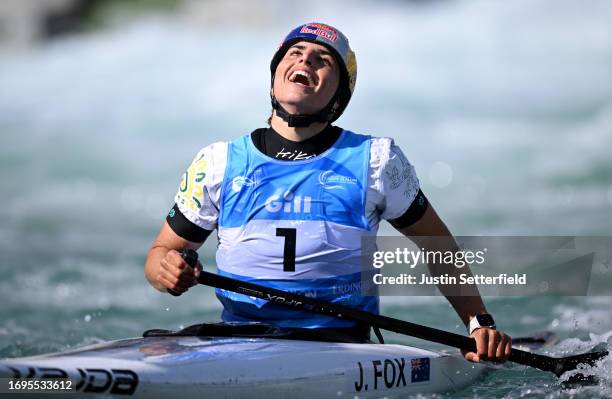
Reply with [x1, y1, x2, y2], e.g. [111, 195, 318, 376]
[318, 55, 334, 67]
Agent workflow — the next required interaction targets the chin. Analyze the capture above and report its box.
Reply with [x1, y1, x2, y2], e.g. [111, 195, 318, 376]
[278, 98, 318, 115]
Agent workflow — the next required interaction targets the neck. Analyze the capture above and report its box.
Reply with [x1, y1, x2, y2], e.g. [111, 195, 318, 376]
[270, 111, 329, 142]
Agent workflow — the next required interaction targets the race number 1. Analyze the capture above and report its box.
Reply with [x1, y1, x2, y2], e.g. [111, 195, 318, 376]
[276, 228, 296, 272]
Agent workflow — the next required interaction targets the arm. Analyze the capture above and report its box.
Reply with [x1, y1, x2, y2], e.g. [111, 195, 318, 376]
[373, 139, 509, 361]
[396, 205, 486, 325]
[147, 142, 223, 294]
[395, 204, 511, 362]
[144, 221, 207, 294]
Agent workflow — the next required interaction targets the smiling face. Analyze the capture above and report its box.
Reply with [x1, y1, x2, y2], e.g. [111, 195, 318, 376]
[272, 41, 341, 115]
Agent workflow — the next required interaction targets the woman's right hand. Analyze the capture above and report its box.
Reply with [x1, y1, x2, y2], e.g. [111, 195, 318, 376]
[157, 249, 202, 295]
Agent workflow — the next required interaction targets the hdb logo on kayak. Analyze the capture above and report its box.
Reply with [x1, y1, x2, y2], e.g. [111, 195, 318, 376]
[7, 366, 139, 395]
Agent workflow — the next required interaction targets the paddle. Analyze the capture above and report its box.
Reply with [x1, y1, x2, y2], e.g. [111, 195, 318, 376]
[180, 249, 608, 379]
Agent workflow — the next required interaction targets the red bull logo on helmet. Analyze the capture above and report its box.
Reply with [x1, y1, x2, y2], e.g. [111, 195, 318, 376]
[300, 23, 338, 42]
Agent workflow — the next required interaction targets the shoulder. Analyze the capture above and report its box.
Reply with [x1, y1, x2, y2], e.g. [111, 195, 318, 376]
[336, 128, 371, 145]
[369, 136, 417, 177]
[179, 141, 229, 198]
[189, 141, 229, 174]
[368, 137, 416, 172]
[368, 136, 421, 218]
[196, 140, 229, 160]
[369, 136, 394, 164]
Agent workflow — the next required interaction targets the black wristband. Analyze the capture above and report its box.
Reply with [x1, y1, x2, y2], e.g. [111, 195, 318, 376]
[388, 189, 429, 229]
[166, 204, 213, 243]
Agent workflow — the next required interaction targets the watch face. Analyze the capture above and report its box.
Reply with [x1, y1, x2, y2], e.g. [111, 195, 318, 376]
[476, 314, 495, 327]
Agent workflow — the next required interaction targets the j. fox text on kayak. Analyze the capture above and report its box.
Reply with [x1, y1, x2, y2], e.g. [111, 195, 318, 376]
[373, 273, 528, 285]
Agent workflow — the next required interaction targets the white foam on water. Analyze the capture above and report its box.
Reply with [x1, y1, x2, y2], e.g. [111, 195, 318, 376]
[555, 331, 612, 396]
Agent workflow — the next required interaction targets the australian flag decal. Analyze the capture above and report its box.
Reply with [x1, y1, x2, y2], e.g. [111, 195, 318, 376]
[411, 357, 430, 383]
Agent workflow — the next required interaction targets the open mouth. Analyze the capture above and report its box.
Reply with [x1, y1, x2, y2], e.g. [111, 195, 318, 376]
[289, 70, 314, 87]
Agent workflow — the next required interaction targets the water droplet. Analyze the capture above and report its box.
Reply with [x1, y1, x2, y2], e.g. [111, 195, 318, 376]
[84, 314, 92, 322]
[551, 318, 559, 328]
[165, 307, 170, 312]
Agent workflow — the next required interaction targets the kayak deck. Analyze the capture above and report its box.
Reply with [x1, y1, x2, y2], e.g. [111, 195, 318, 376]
[0, 323, 487, 398]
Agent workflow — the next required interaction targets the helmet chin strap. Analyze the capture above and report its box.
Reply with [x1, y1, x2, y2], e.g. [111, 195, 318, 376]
[271, 95, 338, 128]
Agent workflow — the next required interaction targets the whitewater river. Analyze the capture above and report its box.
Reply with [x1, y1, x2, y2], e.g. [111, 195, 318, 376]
[1, 0, 611, 397]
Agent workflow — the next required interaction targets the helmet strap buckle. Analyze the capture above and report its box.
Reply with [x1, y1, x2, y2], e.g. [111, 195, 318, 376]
[271, 96, 334, 128]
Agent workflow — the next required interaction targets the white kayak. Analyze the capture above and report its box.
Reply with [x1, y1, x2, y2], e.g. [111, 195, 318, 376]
[0, 324, 487, 398]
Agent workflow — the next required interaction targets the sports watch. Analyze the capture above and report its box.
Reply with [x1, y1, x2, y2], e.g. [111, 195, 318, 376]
[468, 314, 496, 335]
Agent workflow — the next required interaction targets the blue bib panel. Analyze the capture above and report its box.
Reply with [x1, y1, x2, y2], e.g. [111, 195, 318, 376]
[216, 130, 378, 328]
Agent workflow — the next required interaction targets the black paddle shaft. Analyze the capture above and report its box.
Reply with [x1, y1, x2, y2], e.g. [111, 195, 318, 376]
[182, 249, 608, 377]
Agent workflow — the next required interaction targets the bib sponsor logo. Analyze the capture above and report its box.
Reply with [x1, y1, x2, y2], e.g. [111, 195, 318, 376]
[264, 191, 312, 213]
[232, 176, 257, 192]
[231, 170, 262, 192]
[318, 170, 358, 190]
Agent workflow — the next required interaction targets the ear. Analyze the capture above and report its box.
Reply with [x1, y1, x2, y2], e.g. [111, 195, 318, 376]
[332, 100, 340, 112]
[270, 76, 276, 97]
[326, 101, 340, 122]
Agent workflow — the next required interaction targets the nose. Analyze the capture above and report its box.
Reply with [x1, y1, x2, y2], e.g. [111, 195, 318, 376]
[298, 49, 315, 66]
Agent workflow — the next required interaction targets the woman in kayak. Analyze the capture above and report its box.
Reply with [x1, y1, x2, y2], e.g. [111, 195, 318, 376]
[145, 22, 511, 363]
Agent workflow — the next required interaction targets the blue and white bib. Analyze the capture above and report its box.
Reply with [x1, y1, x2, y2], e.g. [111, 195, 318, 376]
[216, 130, 379, 328]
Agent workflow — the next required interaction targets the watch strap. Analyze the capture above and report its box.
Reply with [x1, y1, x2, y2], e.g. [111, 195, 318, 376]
[468, 314, 496, 335]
